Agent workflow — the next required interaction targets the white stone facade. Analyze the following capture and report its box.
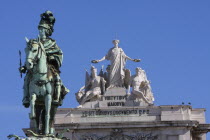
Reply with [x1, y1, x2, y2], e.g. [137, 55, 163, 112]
[54, 104, 210, 140]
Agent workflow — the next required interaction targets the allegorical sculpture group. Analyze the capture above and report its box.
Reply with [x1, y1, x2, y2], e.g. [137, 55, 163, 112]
[76, 39, 154, 106]
[17, 10, 154, 139]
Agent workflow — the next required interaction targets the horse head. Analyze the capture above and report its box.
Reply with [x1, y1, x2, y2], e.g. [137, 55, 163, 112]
[25, 37, 46, 70]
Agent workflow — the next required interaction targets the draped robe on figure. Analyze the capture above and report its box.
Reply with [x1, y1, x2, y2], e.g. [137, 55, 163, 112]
[105, 47, 128, 88]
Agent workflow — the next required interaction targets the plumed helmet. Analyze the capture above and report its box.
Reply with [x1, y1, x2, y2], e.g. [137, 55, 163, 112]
[38, 10, 56, 36]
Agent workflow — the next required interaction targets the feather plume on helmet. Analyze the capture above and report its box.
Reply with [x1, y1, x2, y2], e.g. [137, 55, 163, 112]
[38, 10, 56, 36]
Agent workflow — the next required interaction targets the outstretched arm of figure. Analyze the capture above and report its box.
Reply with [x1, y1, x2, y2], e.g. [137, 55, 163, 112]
[91, 56, 106, 63]
[126, 55, 141, 62]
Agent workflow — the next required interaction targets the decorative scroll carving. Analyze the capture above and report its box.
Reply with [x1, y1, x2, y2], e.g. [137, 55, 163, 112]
[132, 133, 158, 140]
[98, 129, 133, 140]
[81, 129, 158, 140]
[81, 134, 98, 140]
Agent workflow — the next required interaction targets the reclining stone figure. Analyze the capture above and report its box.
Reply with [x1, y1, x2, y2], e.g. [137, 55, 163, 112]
[128, 67, 154, 104]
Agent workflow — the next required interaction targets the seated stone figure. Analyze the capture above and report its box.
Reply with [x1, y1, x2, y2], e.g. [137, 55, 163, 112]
[129, 67, 154, 104]
[75, 66, 106, 106]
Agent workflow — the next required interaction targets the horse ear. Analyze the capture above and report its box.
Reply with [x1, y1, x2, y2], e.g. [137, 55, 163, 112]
[25, 37, 29, 43]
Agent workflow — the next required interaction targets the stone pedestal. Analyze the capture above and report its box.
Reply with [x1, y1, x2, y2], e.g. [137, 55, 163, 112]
[80, 87, 150, 108]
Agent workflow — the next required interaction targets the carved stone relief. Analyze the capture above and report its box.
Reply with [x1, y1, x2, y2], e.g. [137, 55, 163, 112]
[80, 129, 158, 140]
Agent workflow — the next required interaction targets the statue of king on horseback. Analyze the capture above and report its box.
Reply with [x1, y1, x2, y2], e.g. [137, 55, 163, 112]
[19, 11, 69, 135]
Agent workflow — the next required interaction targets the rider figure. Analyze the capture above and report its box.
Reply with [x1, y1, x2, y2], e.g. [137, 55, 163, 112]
[19, 11, 68, 107]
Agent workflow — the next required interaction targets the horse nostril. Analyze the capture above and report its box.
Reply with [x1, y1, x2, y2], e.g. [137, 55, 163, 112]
[28, 62, 33, 67]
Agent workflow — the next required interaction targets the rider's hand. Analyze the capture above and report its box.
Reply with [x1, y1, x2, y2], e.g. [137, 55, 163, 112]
[91, 60, 99, 63]
[133, 59, 141, 62]
[19, 66, 26, 73]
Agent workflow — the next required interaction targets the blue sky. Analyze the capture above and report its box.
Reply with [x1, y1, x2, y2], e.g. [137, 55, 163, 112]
[0, 0, 210, 139]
